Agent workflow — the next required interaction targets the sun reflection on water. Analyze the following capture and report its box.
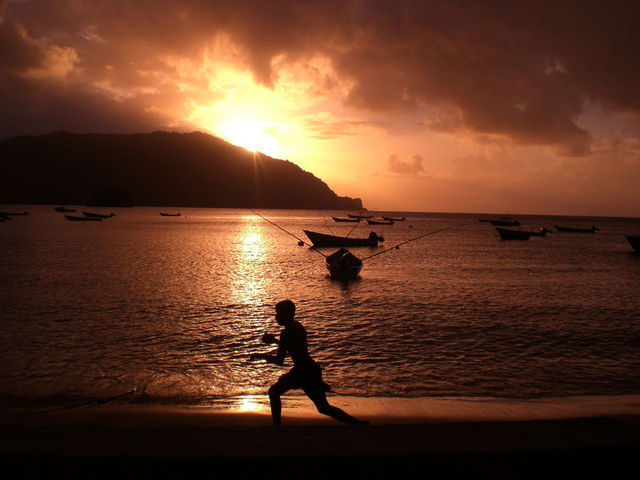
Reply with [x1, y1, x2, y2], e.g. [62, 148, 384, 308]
[233, 395, 268, 413]
[229, 223, 270, 307]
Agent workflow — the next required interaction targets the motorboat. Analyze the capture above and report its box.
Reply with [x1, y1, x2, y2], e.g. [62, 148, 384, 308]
[304, 230, 383, 247]
[554, 225, 599, 233]
[495, 227, 530, 240]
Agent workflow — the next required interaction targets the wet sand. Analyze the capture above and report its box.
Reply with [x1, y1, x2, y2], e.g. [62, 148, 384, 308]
[1, 402, 639, 479]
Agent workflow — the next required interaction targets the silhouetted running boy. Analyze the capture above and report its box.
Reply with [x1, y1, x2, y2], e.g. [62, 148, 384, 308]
[251, 300, 367, 426]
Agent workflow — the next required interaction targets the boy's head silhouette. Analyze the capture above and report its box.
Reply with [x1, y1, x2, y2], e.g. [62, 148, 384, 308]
[275, 300, 295, 325]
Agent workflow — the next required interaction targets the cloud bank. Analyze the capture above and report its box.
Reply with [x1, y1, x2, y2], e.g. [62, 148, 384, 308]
[1, 0, 638, 152]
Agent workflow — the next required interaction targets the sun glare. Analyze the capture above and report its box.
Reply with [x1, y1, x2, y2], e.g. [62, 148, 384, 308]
[217, 119, 285, 159]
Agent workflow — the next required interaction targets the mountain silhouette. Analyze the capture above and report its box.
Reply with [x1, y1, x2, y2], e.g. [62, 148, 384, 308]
[0, 131, 363, 210]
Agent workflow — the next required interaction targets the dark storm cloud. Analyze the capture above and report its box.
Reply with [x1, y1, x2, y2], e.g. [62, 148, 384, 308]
[2, 0, 639, 154]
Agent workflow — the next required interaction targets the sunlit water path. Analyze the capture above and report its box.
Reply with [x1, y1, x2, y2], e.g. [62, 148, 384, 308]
[1, 206, 640, 415]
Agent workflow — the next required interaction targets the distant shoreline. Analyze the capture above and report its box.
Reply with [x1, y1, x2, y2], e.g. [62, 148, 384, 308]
[1, 203, 640, 221]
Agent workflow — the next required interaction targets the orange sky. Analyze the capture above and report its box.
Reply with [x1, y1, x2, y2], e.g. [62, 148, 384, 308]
[2, 0, 640, 216]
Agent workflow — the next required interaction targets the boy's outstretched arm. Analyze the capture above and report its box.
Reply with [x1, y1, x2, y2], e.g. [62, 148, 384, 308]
[262, 333, 279, 345]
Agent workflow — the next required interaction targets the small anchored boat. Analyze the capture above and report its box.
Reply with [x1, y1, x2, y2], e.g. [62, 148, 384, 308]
[0, 211, 28, 216]
[626, 235, 640, 252]
[65, 214, 101, 222]
[325, 248, 363, 279]
[304, 230, 383, 247]
[54, 207, 76, 213]
[332, 216, 360, 223]
[554, 225, 599, 233]
[490, 218, 520, 227]
[160, 212, 181, 217]
[83, 211, 115, 219]
[495, 227, 530, 240]
[367, 218, 394, 225]
[382, 216, 406, 221]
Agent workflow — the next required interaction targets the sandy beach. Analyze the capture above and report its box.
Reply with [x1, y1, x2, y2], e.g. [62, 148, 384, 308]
[2, 398, 639, 479]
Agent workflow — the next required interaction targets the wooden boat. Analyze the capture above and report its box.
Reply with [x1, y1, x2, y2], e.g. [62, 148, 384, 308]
[65, 214, 101, 222]
[383, 216, 406, 221]
[626, 235, 640, 252]
[160, 212, 181, 217]
[0, 211, 28, 216]
[367, 218, 394, 225]
[348, 214, 372, 219]
[304, 230, 383, 247]
[332, 216, 359, 223]
[83, 211, 114, 218]
[495, 227, 530, 240]
[480, 216, 518, 225]
[527, 228, 550, 237]
[325, 248, 363, 279]
[554, 225, 599, 233]
[54, 207, 76, 213]
[490, 218, 520, 226]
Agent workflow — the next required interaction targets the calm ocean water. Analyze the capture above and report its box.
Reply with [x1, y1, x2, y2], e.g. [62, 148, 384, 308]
[1, 206, 640, 413]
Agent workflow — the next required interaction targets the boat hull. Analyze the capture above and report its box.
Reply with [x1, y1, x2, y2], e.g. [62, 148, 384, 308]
[332, 217, 359, 223]
[491, 220, 520, 226]
[554, 225, 598, 233]
[626, 235, 640, 252]
[367, 219, 394, 225]
[325, 248, 363, 279]
[65, 214, 101, 222]
[495, 227, 530, 240]
[304, 230, 380, 247]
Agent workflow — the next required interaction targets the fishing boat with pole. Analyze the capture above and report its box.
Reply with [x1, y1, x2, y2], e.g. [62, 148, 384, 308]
[554, 225, 599, 233]
[626, 235, 640, 252]
[303, 230, 383, 247]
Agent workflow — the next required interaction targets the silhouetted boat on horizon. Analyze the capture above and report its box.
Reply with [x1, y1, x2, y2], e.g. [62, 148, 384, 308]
[554, 225, 599, 233]
[626, 235, 640, 252]
[0, 211, 28, 216]
[347, 214, 372, 219]
[65, 214, 101, 222]
[303, 230, 383, 247]
[54, 206, 76, 213]
[367, 218, 394, 225]
[332, 216, 359, 223]
[490, 218, 520, 226]
[528, 227, 551, 237]
[495, 227, 530, 240]
[325, 248, 363, 279]
[83, 211, 114, 219]
[160, 212, 181, 217]
[382, 216, 406, 221]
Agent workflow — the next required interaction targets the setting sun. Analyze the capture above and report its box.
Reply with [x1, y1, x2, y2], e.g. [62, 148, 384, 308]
[217, 118, 284, 158]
